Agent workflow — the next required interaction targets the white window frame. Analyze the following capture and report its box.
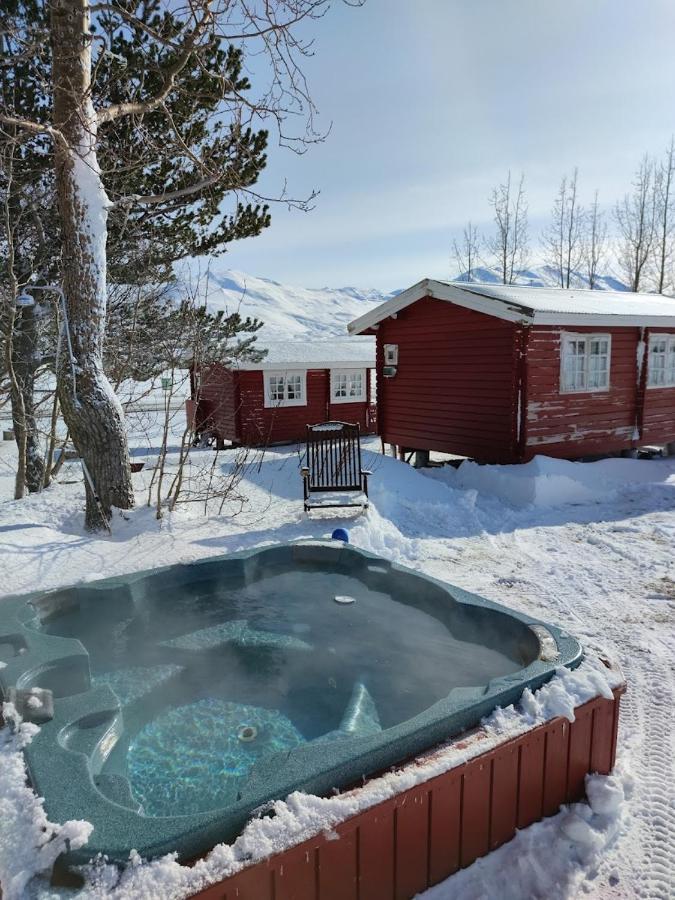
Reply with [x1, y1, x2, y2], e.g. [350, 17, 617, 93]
[263, 370, 307, 408]
[560, 333, 612, 394]
[647, 333, 675, 388]
[384, 344, 398, 365]
[330, 368, 367, 404]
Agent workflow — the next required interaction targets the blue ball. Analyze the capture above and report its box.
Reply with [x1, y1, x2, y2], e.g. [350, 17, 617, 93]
[331, 527, 349, 543]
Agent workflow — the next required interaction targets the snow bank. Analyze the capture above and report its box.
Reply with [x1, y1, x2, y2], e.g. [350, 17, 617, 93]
[0, 657, 622, 899]
[0, 704, 93, 900]
[428, 455, 675, 509]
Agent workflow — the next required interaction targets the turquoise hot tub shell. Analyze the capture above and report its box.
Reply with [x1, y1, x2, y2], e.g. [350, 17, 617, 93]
[0, 542, 582, 866]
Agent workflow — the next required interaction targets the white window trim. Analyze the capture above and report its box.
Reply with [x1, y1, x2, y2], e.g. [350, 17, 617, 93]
[263, 370, 307, 408]
[647, 333, 675, 388]
[330, 368, 367, 404]
[559, 332, 612, 394]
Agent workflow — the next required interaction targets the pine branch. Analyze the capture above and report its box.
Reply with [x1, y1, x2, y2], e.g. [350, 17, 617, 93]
[97, 10, 211, 125]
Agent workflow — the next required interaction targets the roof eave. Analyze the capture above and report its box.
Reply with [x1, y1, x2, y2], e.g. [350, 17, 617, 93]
[532, 312, 675, 327]
[237, 359, 375, 371]
[347, 279, 531, 334]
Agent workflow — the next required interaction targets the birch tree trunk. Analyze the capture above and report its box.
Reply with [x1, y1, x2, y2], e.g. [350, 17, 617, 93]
[51, 0, 134, 529]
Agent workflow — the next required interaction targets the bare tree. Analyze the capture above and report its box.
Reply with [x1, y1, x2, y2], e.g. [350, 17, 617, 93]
[487, 171, 529, 284]
[653, 138, 675, 294]
[1, 0, 359, 529]
[615, 155, 657, 293]
[542, 168, 585, 288]
[0, 123, 56, 496]
[452, 221, 481, 281]
[583, 190, 608, 290]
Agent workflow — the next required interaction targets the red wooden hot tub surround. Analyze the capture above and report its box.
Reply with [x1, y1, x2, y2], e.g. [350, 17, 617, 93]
[191, 683, 625, 900]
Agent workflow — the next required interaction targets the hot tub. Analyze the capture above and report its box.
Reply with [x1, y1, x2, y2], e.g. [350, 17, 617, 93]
[0, 542, 582, 866]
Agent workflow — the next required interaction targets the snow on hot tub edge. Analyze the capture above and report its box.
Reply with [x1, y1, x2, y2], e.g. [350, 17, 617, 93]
[0, 653, 625, 900]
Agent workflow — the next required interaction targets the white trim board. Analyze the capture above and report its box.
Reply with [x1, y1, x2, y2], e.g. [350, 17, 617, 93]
[239, 358, 374, 372]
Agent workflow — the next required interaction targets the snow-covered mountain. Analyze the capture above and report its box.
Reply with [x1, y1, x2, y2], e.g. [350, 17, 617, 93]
[453, 264, 627, 292]
[190, 265, 627, 342]
[199, 269, 396, 340]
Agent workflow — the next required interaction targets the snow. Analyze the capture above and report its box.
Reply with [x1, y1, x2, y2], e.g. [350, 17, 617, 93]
[236, 337, 374, 370]
[189, 268, 395, 340]
[454, 264, 628, 293]
[453, 281, 675, 318]
[0, 705, 93, 900]
[70, 92, 112, 328]
[350, 276, 675, 335]
[1, 413, 675, 898]
[425, 454, 675, 509]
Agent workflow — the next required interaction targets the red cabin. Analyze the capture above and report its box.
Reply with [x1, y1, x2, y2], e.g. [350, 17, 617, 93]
[348, 279, 675, 464]
[187, 339, 376, 447]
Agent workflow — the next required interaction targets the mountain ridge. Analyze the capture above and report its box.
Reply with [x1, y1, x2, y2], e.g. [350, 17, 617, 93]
[195, 265, 630, 341]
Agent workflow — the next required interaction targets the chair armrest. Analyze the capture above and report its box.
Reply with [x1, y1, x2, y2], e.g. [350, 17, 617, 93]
[300, 467, 310, 477]
[360, 469, 372, 476]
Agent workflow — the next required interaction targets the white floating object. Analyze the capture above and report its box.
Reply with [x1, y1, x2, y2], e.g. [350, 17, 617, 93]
[334, 595, 355, 605]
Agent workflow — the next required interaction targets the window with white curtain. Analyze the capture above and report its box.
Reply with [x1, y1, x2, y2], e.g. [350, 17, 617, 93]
[264, 371, 306, 407]
[331, 368, 366, 403]
[560, 333, 611, 392]
[647, 334, 675, 387]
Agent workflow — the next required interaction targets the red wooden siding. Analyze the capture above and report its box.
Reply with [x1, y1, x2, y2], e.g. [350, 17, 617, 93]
[524, 326, 640, 459]
[238, 370, 330, 445]
[524, 325, 675, 459]
[191, 367, 376, 447]
[190, 686, 625, 900]
[195, 364, 239, 443]
[374, 301, 675, 463]
[376, 296, 519, 463]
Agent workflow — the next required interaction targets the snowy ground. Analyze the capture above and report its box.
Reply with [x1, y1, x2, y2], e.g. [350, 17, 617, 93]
[0, 414, 674, 899]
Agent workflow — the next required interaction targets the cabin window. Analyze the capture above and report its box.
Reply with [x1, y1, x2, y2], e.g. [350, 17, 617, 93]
[331, 368, 366, 403]
[647, 334, 675, 387]
[384, 344, 398, 365]
[264, 370, 307, 407]
[560, 333, 611, 393]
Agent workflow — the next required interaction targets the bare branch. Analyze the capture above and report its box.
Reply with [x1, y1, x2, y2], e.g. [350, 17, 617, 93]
[0, 113, 66, 149]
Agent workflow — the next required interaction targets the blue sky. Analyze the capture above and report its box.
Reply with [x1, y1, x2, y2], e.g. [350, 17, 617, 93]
[221, 0, 675, 290]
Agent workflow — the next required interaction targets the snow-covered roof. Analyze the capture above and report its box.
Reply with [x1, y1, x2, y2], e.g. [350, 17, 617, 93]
[456, 282, 675, 318]
[237, 338, 375, 371]
[348, 279, 675, 333]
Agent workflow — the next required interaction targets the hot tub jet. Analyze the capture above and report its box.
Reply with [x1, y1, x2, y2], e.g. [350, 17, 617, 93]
[237, 724, 258, 743]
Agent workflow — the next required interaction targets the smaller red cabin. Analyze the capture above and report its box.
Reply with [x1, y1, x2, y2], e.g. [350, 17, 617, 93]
[348, 279, 675, 464]
[188, 339, 376, 447]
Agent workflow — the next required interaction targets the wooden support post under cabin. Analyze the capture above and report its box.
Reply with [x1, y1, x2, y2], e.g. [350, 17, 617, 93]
[413, 449, 430, 468]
